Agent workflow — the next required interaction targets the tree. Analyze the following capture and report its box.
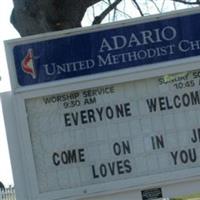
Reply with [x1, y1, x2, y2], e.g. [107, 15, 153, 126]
[11, 0, 101, 36]
[11, 0, 199, 36]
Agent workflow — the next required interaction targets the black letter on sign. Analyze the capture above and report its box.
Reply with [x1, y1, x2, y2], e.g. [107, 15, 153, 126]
[151, 135, 165, 150]
[52, 152, 60, 166]
[113, 140, 131, 156]
[191, 128, 200, 143]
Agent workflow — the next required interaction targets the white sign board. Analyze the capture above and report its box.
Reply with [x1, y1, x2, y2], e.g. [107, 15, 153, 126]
[25, 69, 200, 194]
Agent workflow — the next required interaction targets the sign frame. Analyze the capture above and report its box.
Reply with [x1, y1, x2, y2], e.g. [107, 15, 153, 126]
[4, 7, 200, 200]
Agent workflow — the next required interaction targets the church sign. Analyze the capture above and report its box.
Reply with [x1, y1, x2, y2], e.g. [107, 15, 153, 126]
[4, 8, 200, 90]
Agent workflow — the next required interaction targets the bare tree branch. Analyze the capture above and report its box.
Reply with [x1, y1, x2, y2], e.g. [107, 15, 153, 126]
[161, 0, 166, 12]
[92, 0, 123, 25]
[85, 0, 104, 7]
[149, 0, 161, 13]
[102, 0, 132, 18]
[132, 0, 144, 16]
[172, 0, 200, 4]
[11, 0, 200, 37]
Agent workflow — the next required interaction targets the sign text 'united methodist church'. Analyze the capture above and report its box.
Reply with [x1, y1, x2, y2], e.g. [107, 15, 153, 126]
[13, 12, 200, 86]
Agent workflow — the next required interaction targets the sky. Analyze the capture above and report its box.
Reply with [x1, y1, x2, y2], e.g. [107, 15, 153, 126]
[0, 0, 194, 189]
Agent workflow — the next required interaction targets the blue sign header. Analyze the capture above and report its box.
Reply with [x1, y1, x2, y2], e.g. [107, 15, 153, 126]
[14, 12, 200, 86]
